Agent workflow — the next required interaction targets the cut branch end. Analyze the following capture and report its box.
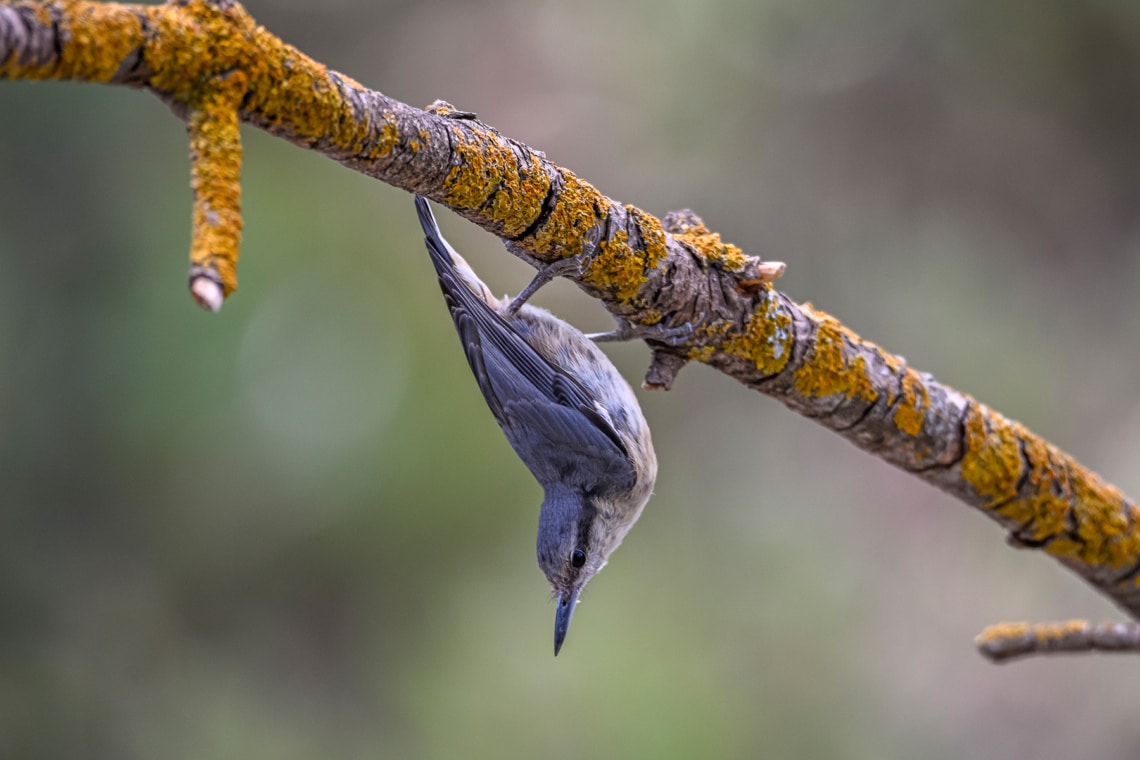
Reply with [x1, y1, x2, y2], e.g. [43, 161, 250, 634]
[189, 268, 224, 312]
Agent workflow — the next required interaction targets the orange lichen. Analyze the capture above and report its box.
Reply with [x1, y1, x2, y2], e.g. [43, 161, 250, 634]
[584, 231, 634, 298]
[373, 117, 399, 158]
[18, 0, 389, 164]
[442, 125, 510, 211]
[408, 128, 431, 154]
[243, 41, 379, 158]
[530, 171, 607, 259]
[962, 401, 1140, 574]
[145, 1, 255, 100]
[673, 218, 747, 271]
[720, 297, 793, 375]
[443, 130, 547, 237]
[974, 621, 1031, 646]
[976, 620, 1091, 648]
[581, 206, 668, 305]
[486, 153, 549, 238]
[1036, 620, 1094, 641]
[2, 0, 406, 306]
[893, 369, 929, 436]
[687, 346, 716, 363]
[792, 310, 877, 402]
[1, 1, 144, 81]
[959, 402, 1022, 508]
[1046, 464, 1140, 573]
[159, 5, 391, 161]
[188, 71, 246, 295]
[688, 320, 730, 364]
[632, 205, 668, 268]
[60, 2, 146, 81]
[1000, 434, 1072, 548]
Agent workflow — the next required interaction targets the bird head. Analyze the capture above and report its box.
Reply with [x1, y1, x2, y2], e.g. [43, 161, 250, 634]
[537, 485, 646, 655]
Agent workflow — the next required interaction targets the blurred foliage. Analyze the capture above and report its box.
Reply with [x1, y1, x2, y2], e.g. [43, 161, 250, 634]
[3, 0, 1140, 757]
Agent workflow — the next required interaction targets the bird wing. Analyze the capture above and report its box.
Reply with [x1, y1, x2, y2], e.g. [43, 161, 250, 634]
[416, 198, 632, 483]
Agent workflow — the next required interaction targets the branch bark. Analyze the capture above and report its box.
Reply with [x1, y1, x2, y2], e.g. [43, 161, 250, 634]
[4, 0, 1140, 642]
[976, 621, 1140, 663]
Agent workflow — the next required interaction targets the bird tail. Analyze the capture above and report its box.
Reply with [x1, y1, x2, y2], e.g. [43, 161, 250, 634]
[415, 197, 504, 311]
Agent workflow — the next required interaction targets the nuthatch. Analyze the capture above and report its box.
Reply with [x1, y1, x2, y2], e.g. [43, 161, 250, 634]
[415, 197, 657, 655]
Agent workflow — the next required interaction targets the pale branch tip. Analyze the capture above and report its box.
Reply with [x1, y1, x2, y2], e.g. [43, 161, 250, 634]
[975, 620, 1140, 663]
[189, 270, 224, 313]
[5, 0, 1140, 638]
[752, 260, 786, 284]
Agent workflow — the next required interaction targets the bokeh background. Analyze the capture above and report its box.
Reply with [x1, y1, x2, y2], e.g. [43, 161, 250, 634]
[4, 0, 1140, 757]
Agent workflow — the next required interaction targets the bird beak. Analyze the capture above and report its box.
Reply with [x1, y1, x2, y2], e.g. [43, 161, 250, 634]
[554, 588, 581, 656]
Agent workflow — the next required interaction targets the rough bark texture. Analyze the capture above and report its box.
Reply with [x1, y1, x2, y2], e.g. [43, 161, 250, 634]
[4, 0, 1140, 627]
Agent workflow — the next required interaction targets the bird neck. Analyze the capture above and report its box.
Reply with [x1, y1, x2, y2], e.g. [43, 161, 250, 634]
[537, 485, 595, 564]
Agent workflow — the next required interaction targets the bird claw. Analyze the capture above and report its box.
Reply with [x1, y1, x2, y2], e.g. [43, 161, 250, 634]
[588, 318, 697, 346]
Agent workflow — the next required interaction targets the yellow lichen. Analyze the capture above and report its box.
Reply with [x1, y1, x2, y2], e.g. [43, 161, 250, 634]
[372, 117, 399, 159]
[632, 205, 668, 269]
[959, 402, 1022, 508]
[975, 622, 1030, 646]
[486, 153, 549, 238]
[673, 219, 747, 271]
[720, 298, 793, 375]
[584, 231, 634, 298]
[791, 311, 877, 402]
[977, 620, 1092, 648]
[60, 1, 146, 82]
[146, 1, 256, 100]
[1, 1, 145, 81]
[442, 131, 547, 237]
[187, 70, 246, 295]
[1006, 435, 1070, 543]
[530, 171, 606, 259]
[1049, 464, 1140, 573]
[688, 345, 716, 363]
[580, 206, 668, 305]
[1035, 620, 1091, 642]
[219, 10, 392, 160]
[443, 126, 506, 209]
[966, 406, 1140, 574]
[893, 369, 929, 436]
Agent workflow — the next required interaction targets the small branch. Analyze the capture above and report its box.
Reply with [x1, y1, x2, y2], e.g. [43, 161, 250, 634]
[187, 69, 246, 309]
[643, 350, 688, 391]
[976, 620, 1140, 663]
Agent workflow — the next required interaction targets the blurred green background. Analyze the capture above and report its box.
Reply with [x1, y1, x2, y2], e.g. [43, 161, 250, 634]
[4, 0, 1140, 757]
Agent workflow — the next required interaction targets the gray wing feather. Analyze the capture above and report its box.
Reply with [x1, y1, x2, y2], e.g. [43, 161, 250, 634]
[416, 197, 632, 486]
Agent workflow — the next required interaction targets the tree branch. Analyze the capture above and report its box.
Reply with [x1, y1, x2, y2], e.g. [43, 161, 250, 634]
[976, 621, 1140, 663]
[4, 0, 1140, 642]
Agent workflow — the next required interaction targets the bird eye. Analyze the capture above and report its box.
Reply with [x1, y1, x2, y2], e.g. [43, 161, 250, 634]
[571, 549, 586, 568]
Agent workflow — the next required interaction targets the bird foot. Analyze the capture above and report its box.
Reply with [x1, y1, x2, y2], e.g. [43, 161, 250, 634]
[588, 317, 697, 346]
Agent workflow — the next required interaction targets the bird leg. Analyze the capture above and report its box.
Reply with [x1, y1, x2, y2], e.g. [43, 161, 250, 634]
[588, 317, 698, 346]
[503, 256, 587, 317]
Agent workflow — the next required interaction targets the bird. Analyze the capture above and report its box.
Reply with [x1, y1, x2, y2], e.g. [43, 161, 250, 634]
[415, 196, 657, 655]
